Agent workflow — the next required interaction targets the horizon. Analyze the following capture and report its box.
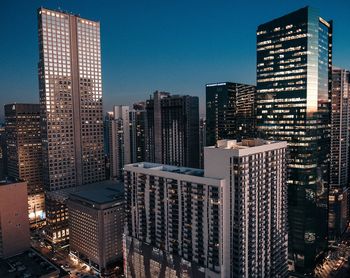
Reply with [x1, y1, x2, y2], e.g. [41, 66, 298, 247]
[1, 0, 349, 120]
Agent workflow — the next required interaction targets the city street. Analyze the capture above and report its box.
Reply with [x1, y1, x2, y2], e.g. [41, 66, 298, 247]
[30, 230, 99, 278]
[314, 226, 350, 277]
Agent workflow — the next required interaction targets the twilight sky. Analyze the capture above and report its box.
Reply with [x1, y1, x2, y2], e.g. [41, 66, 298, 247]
[0, 0, 349, 119]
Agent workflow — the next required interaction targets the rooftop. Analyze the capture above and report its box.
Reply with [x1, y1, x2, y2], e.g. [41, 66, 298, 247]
[70, 181, 124, 204]
[213, 139, 280, 149]
[0, 249, 60, 278]
[129, 162, 205, 177]
[46, 180, 123, 203]
[0, 178, 24, 186]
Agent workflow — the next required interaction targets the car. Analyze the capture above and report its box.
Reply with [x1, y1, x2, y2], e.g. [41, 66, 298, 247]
[52, 257, 57, 261]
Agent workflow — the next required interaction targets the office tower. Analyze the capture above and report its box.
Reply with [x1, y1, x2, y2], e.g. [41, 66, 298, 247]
[108, 106, 130, 180]
[103, 112, 113, 179]
[4, 104, 45, 226]
[206, 82, 256, 147]
[199, 117, 206, 168]
[67, 181, 124, 274]
[129, 103, 147, 163]
[256, 7, 332, 273]
[38, 8, 105, 244]
[0, 126, 6, 179]
[104, 112, 113, 158]
[329, 68, 350, 239]
[146, 91, 199, 168]
[124, 139, 288, 278]
[0, 180, 30, 258]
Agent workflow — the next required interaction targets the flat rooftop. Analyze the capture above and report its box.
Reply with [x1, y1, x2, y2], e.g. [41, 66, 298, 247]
[212, 139, 280, 149]
[0, 249, 60, 278]
[70, 181, 124, 204]
[128, 162, 205, 177]
[46, 180, 124, 203]
[0, 178, 24, 186]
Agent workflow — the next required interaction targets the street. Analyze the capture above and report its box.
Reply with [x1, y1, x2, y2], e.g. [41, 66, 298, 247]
[314, 226, 350, 277]
[30, 230, 100, 278]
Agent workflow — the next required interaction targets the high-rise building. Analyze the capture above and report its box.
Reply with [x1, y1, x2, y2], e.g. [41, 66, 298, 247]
[206, 82, 256, 147]
[103, 112, 114, 179]
[38, 7, 105, 244]
[0, 180, 30, 258]
[256, 6, 332, 273]
[4, 104, 45, 226]
[129, 103, 147, 163]
[104, 112, 113, 158]
[0, 126, 6, 180]
[124, 139, 288, 278]
[329, 68, 350, 239]
[146, 91, 199, 168]
[199, 117, 206, 168]
[108, 106, 130, 180]
[67, 181, 124, 274]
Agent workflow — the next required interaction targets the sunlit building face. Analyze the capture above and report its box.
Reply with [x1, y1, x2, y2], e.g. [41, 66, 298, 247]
[38, 7, 104, 191]
[38, 7, 105, 244]
[256, 6, 332, 274]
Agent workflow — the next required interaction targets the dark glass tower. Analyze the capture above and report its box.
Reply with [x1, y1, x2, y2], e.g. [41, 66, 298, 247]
[129, 102, 147, 163]
[146, 91, 199, 168]
[206, 82, 256, 147]
[256, 6, 332, 274]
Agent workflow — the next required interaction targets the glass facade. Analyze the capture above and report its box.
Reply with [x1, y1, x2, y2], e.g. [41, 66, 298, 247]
[146, 92, 199, 168]
[256, 6, 332, 274]
[329, 68, 350, 239]
[206, 82, 256, 147]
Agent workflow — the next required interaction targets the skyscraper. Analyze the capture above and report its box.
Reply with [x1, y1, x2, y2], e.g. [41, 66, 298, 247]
[199, 117, 206, 168]
[38, 7, 105, 244]
[206, 82, 256, 147]
[146, 91, 199, 168]
[124, 139, 288, 278]
[4, 103, 45, 226]
[0, 126, 6, 180]
[108, 105, 131, 180]
[129, 102, 147, 163]
[329, 67, 350, 239]
[256, 6, 332, 273]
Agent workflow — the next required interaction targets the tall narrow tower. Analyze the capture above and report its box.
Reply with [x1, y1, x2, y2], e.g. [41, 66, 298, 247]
[329, 68, 350, 239]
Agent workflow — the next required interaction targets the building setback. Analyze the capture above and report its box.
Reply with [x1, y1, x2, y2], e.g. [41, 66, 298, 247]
[146, 91, 199, 168]
[124, 139, 288, 278]
[206, 82, 256, 147]
[0, 180, 30, 258]
[4, 103, 45, 226]
[256, 6, 332, 273]
[329, 67, 350, 239]
[67, 181, 124, 274]
[38, 7, 105, 245]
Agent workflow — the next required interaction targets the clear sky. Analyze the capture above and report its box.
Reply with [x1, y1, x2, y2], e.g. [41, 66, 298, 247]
[0, 0, 349, 119]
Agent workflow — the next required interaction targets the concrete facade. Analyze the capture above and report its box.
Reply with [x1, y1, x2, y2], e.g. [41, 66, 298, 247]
[0, 180, 30, 258]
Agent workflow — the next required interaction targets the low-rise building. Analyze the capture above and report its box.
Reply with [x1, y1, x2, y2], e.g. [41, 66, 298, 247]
[0, 179, 30, 258]
[67, 181, 124, 274]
